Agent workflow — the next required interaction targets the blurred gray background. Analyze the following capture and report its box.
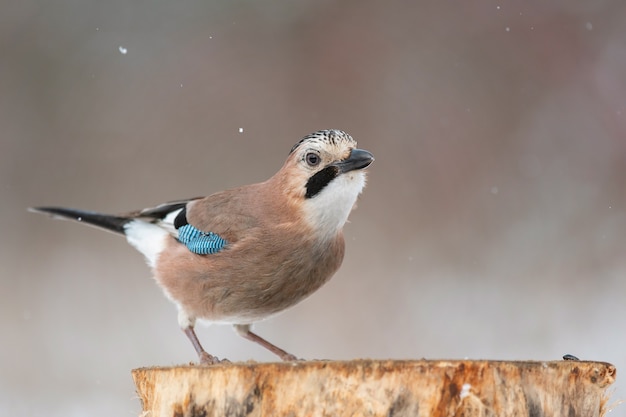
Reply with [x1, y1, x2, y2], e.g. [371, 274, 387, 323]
[2, 1, 625, 415]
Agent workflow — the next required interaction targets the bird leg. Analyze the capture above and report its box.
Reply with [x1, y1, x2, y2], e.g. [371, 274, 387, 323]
[234, 324, 299, 361]
[183, 326, 225, 365]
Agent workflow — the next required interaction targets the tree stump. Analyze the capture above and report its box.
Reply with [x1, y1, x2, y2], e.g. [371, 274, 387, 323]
[132, 359, 616, 417]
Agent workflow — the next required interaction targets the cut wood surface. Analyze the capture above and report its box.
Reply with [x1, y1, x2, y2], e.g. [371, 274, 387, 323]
[132, 359, 616, 417]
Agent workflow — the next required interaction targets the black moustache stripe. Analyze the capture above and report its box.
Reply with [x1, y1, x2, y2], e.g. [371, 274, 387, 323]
[305, 166, 340, 199]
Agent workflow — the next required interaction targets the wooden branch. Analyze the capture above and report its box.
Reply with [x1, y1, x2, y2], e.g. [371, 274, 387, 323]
[132, 359, 616, 417]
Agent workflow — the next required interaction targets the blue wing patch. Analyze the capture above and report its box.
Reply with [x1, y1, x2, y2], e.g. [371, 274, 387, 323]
[177, 224, 227, 255]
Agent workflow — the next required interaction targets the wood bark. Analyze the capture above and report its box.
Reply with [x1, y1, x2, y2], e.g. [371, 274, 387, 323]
[132, 359, 616, 417]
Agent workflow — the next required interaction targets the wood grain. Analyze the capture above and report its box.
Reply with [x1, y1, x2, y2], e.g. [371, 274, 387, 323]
[132, 359, 616, 417]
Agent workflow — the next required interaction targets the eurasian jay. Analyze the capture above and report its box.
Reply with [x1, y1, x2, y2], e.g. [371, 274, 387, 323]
[31, 129, 374, 364]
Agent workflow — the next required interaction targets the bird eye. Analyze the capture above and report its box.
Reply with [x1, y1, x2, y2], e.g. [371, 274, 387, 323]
[305, 152, 320, 167]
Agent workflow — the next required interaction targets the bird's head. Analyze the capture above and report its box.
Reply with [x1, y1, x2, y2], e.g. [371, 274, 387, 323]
[276, 129, 374, 238]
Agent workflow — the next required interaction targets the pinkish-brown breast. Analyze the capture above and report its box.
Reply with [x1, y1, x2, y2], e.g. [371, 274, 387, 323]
[153, 225, 345, 324]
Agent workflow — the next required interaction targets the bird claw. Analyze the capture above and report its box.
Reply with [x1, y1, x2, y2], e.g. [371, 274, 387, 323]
[280, 353, 301, 362]
[199, 352, 230, 365]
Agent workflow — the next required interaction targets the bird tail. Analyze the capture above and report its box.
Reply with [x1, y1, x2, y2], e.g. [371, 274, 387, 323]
[29, 207, 130, 235]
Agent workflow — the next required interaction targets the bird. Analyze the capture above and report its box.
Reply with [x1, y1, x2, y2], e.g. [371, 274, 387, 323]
[31, 129, 374, 364]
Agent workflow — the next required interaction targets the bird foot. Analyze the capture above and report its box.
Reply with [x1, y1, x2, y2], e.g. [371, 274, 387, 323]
[280, 353, 301, 362]
[199, 352, 230, 365]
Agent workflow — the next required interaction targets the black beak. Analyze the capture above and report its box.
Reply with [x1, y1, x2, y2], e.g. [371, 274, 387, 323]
[335, 148, 375, 173]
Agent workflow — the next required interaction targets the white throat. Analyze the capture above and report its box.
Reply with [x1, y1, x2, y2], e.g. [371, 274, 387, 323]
[301, 171, 366, 240]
